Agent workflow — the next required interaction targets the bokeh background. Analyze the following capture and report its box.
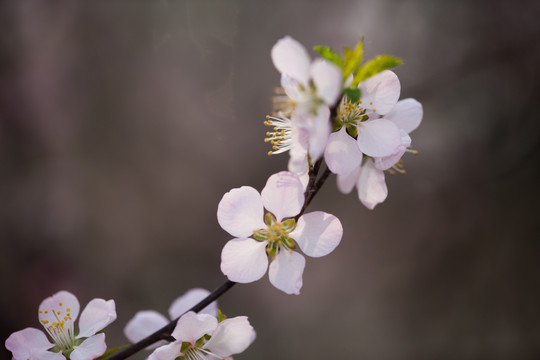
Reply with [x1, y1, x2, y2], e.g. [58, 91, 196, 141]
[1, 1, 539, 359]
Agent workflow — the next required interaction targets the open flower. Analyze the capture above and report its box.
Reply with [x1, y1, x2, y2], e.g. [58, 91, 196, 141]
[148, 311, 255, 360]
[336, 98, 423, 209]
[218, 171, 343, 294]
[124, 288, 218, 349]
[5, 291, 116, 360]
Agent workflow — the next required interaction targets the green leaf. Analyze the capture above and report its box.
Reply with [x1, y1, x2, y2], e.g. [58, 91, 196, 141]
[313, 45, 343, 68]
[352, 55, 403, 86]
[342, 87, 361, 104]
[217, 308, 227, 323]
[94, 344, 130, 360]
[342, 39, 364, 79]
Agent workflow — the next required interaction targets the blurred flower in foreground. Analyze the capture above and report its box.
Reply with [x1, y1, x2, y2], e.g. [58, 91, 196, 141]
[148, 311, 255, 360]
[124, 288, 218, 349]
[5, 291, 116, 360]
[218, 171, 343, 294]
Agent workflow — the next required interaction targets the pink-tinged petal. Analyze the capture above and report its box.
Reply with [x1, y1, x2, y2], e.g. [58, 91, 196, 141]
[261, 171, 304, 222]
[268, 250, 305, 295]
[280, 75, 309, 103]
[359, 70, 400, 115]
[5, 328, 54, 360]
[271, 36, 311, 86]
[311, 59, 342, 106]
[31, 350, 65, 360]
[357, 160, 388, 210]
[220, 238, 269, 283]
[123, 311, 168, 349]
[70, 333, 106, 360]
[357, 119, 402, 157]
[172, 312, 217, 345]
[307, 106, 331, 162]
[147, 342, 182, 360]
[168, 288, 217, 319]
[324, 127, 363, 175]
[38, 291, 80, 327]
[291, 211, 343, 258]
[374, 130, 411, 170]
[205, 316, 255, 358]
[336, 165, 361, 194]
[385, 98, 423, 133]
[217, 186, 266, 238]
[77, 299, 116, 338]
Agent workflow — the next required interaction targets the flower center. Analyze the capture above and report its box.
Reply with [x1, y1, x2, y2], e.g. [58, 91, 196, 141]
[39, 303, 76, 351]
[253, 213, 296, 257]
[264, 114, 293, 156]
[336, 98, 371, 126]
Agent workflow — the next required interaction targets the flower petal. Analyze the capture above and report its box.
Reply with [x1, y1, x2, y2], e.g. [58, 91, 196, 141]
[261, 171, 304, 222]
[359, 70, 400, 115]
[147, 342, 182, 360]
[357, 119, 402, 157]
[70, 333, 106, 360]
[77, 299, 116, 339]
[31, 350, 65, 360]
[384, 98, 423, 133]
[205, 316, 255, 358]
[307, 105, 331, 162]
[290, 211, 343, 258]
[311, 59, 342, 106]
[217, 186, 266, 238]
[373, 130, 411, 170]
[324, 127, 363, 175]
[38, 291, 80, 328]
[220, 238, 269, 283]
[123, 311, 169, 349]
[5, 328, 54, 360]
[172, 312, 217, 345]
[168, 288, 217, 319]
[268, 250, 305, 295]
[357, 160, 388, 210]
[271, 36, 311, 86]
[336, 165, 361, 194]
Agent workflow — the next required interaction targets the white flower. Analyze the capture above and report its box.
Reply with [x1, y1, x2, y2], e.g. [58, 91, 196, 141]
[123, 288, 218, 350]
[148, 311, 255, 360]
[266, 36, 342, 168]
[324, 70, 403, 175]
[217, 171, 343, 294]
[336, 98, 423, 209]
[5, 291, 116, 360]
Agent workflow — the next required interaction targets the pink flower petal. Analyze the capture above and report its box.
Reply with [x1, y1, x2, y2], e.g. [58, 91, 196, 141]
[359, 70, 400, 115]
[147, 342, 182, 360]
[311, 59, 342, 106]
[5, 328, 54, 360]
[271, 36, 311, 87]
[357, 119, 402, 158]
[268, 250, 305, 295]
[336, 165, 361, 194]
[324, 127, 363, 175]
[205, 316, 255, 357]
[385, 98, 423, 133]
[123, 311, 169, 349]
[291, 211, 343, 258]
[357, 160, 388, 210]
[374, 130, 411, 170]
[220, 238, 269, 283]
[217, 186, 266, 238]
[168, 288, 217, 319]
[172, 312, 217, 345]
[38, 291, 80, 329]
[70, 333, 106, 360]
[77, 299, 116, 339]
[261, 172, 304, 222]
[307, 106, 331, 162]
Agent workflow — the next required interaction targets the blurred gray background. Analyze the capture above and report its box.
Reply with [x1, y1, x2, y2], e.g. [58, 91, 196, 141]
[1, 1, 539, 359]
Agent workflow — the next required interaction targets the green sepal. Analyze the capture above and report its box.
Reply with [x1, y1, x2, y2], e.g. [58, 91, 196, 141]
[346, 124, 358, 138]
[352, 55, 403, 86]
[280, 218, 296, 232]
[313, 45, 343, 68]
[333, 120, 344, 132]
[94, 344, 130, 360]
[282, 237, 297, 250]
[342, 87, 361, 104]
[266, 241, 279, 257]
[180, 341, 191, 353]
[264, 212, 276, 226]
[343, 39, 364, 79]
[253, 229, 269, 241]
[217, 308, 227, 323]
